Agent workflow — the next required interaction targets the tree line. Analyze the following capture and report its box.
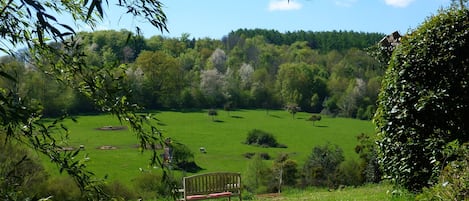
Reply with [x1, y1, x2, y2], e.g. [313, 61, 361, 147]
[1, 29, 385, 119]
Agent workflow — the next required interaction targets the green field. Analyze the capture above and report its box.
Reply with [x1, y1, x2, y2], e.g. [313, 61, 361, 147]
[42, 109, 375, 186]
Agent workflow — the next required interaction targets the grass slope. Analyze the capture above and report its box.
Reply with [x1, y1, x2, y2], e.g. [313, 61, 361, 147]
[42, 110, 375, 186]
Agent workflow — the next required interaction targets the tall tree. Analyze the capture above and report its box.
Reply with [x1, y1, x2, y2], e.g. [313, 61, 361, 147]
[200, 69, 224, 107]
[134, 50, 183, 108]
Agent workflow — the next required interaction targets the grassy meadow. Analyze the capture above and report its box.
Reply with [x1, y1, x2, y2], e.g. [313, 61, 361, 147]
[41, 109, 375, 187]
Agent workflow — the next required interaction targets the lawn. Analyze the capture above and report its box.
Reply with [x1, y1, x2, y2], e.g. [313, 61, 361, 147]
[41, 109, 375, 187]
[254, 183, 414, 201]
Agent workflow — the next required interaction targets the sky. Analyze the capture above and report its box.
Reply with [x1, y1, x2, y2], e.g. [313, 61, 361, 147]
[90, 0, 453, 40]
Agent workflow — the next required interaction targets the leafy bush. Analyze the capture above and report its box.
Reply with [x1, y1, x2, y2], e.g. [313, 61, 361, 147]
[301, 143, 345, 188]
[102, 180, 137, 200]
[245, 129, 286, 148]
[244, 154, 272, 194]
[271, 154, 299, 192]
[355, 133, 382, 183]
[307, 114, 322, 126]
[374, 8, 469, 192]
[37, 177, 81, 201]
[416, 143, 469, 200]
[337, 159, 364, 186]
[134, 171, 180, 199]
[0, 137, 49, 200]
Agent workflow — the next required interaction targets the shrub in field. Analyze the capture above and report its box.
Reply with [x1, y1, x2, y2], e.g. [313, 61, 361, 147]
[271, 154, 299, 192]
[307, 114, 322, 126]
[171, 142, 203, 173]
[134, 172, 180, 199]
[337, 159, 364, 186]
[244, 154, 272, 194]
[245, 129, 287, 148]
[301, 143, 344, 188]
[102, 180, 137, 200]
[37, 177, 81, 201]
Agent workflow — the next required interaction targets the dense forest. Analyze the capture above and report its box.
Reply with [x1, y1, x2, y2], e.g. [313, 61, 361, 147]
[0, 29, 385, 119]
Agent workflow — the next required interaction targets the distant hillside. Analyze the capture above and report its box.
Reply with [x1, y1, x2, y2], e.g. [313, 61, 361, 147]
[225, 28, 385, 52]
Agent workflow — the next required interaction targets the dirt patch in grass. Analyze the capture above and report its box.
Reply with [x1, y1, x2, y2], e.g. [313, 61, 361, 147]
[98, 145, 117, 150]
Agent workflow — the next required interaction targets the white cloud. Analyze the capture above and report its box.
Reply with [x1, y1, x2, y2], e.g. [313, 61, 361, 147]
[384, 0, 415, 8]
[268, 0, 302, 11]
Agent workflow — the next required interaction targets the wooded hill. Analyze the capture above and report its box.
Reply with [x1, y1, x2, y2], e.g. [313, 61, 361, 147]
[0, 29, 386, 119]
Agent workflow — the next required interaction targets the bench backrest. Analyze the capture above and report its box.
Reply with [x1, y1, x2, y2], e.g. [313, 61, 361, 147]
[183, 172, 241, 196]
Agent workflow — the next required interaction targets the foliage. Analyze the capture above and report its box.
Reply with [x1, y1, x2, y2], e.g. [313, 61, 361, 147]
[276, 62, 327, 112]
[416, 142, 469, 200]
[301, 143, 345, 188]
[354, 133, 382, 183]
[1, 28, 384, 118]
[337, 159, 364, 186]
[245, 129, 286, 148]
[374, 8, 469, 192]
[244, 154, 272, 194]
[227, 29, 384, 53]
[133, 171, 181, 199]
[308, 114, 322, 126]
[284, 103, 301, 119]
[271, 154, 299, 193]
[0, 136, 48, 200]
[208, 108, 218, 121]
[170, 142, 203, 173]
[0, 0, 170, 199]
[102, 180, 137, 200]
[37, 177, 82, 201]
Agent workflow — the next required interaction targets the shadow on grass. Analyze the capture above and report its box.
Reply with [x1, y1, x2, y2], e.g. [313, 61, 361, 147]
[269, 114, 282, 118]
[212, 120, 225, 123]
[315, 125, 328, 128]
[230, 115, 244, 119]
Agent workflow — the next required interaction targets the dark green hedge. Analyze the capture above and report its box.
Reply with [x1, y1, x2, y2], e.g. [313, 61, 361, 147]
[374, 8, 469, 192]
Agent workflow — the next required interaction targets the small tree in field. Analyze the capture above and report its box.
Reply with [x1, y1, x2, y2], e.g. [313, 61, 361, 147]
[308, 114, 322, 126]
[208, 109, 218, 121]
[285, 103, 301, 119]
[224, 101, 233, 116]
[244, 154, 271, 194]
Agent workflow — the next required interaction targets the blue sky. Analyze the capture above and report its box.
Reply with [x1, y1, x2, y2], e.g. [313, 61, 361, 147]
[94, 0, 452, 39]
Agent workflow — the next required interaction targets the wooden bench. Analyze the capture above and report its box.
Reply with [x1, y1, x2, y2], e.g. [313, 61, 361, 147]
[177, 172, 242, 201]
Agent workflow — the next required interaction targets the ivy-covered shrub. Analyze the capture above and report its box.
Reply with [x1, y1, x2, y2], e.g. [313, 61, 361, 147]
[374, 8, 469, 192]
